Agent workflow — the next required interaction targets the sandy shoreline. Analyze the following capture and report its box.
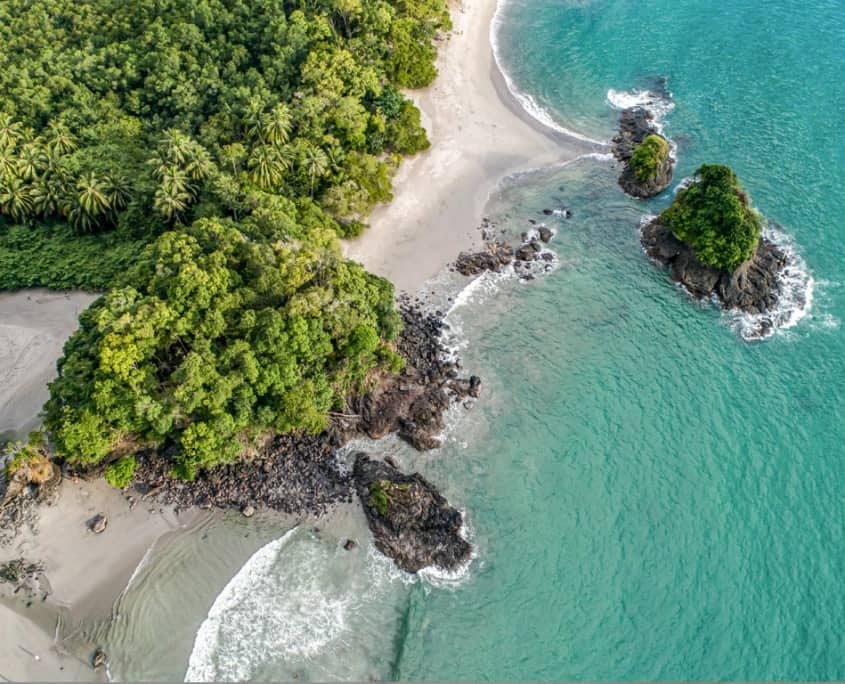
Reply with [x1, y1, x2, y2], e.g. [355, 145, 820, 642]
[0, 290, 98, 442]
[344, 0, 599, 293]
[0, 0, 598, 678]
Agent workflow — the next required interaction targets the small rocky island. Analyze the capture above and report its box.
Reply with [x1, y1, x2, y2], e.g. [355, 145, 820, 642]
[613, 107, 674, 198]
[641, 164, 786, 320]
[354, 453, 471, 573]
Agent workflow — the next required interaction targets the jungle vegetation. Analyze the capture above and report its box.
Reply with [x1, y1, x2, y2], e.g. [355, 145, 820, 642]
[0, 0, 448, 476]
[630, 134, 669, 183]
[661, 164, 762, 271]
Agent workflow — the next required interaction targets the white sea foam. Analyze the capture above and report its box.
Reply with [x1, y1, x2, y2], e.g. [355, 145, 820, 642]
[606, 87, 676, 135]
[724, 223, 815, 341]
[490, 0, 607, 146]
[185, 528, 418, 682]
[418, 514, 477, 589]
[673, 175, 695, 194]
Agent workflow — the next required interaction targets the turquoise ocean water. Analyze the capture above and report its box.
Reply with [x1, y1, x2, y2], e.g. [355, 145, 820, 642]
[105, 1, 845, 680]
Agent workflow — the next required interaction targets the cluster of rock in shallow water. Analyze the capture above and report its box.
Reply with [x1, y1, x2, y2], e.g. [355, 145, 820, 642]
[612, 106, 675, 199]
[641, 218, 788, 333]
[453, 211, 569, 281]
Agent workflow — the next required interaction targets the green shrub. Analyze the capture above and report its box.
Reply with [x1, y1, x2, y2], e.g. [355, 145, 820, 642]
[661, 164, 762, 271]
[3, 433, 51, 483]
[105, 456, 137, 489]
[630, 134, 670, 182]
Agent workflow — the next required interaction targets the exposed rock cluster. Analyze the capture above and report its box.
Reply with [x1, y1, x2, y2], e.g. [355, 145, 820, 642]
[641, 218, 786, 316]
[353, 453, 471, 573]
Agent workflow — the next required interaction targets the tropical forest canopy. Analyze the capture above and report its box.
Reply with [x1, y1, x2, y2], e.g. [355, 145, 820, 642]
[661, 164, 762, 271]
[630, 134, 669, 183]
[0, 0, 447, 286]
[45, 220, 402, 479]
[0, 0, 450, 477]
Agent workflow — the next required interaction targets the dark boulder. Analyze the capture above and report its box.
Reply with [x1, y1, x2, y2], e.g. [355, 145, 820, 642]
[89, 514, 108, 534]
[353, 454, 471, 573]
[454, 241, 513, 276]
[515, 244, 536, 262]
[538, 226, 553, 243]
[91, 649, 107, 669]
[641, 219, 786, 314]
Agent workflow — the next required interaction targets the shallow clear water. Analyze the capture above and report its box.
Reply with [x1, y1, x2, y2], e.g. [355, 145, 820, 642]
[106, 1, 845, 680]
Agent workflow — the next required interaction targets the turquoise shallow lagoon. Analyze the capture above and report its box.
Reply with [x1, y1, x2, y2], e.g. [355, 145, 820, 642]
[107, 1, 845, 679]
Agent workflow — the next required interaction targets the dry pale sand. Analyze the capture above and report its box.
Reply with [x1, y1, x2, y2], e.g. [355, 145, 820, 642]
[0, 289, 98, 441]
[344, 0, 600, 293]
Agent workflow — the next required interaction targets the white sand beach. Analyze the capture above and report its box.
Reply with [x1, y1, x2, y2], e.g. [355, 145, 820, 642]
[344, 0, 598, 293]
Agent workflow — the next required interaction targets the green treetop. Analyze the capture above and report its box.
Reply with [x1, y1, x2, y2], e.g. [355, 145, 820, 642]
[45, 219, 403, 480]
[630, 134, 669, 183]
[660, 164, 762, 271]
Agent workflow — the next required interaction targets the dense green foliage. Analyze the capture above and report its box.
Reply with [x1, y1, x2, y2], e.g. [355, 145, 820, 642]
[45, 220, 403, 479]
[0, 0, 448, 257]
[0, 224, 143, 290]
[661, 164, 762, 271]
[105, 456, 137, 489]
[630, 134, 669, 182]
[0, 0, 451, 477]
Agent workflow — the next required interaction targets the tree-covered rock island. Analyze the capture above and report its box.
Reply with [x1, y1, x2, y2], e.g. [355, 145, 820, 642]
[641, 164, 787, 320]
[0, 0, 477, 572]
[612, 107, 674, 198]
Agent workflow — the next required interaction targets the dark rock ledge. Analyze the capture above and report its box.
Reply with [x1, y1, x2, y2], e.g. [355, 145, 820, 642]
[353, 453, 471, 573]
[641, 218, 786, 318]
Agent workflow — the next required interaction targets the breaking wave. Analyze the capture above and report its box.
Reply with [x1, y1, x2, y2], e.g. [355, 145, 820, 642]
[607, 86, 676, 135]
[491, 0, 607, 146]
[725, 224, 815, 341]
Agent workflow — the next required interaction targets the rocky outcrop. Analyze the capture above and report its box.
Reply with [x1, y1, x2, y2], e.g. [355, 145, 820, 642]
[455, 241, 512, 276]
[641, 219, 786, 315]
[353, 453, 471, 573]
[132, 301, 480, 517]
[132, 430, 353, 515]
[1, 449, 61, 546]
[329, 300, 481, 451]
[612, 108, 673, 198]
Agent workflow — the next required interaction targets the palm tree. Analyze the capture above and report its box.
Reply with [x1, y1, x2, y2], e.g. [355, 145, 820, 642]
[16, 141, 47, 181]
[158, 166, 190, 196]
[0, 176, 34, 223]
[0, 146, 17, 181]
[153, 184, 191, 222]
[184, 144, 213, 181]
[244, 98, 265, 143]
[44, 121, 77, 156]
[0, 114, 24, 150]
[261, 103, 292, 146]
[247, 144, 289, 190]
[160, 129, 194, 166]
[104, 175, 133, 213]
[66, 173, 111, 233]
[31, 174, 68, 218]
[302, 145, 329, 198]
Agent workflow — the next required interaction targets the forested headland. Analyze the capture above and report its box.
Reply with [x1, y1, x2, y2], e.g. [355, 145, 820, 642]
[0, 0, 450, 477]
